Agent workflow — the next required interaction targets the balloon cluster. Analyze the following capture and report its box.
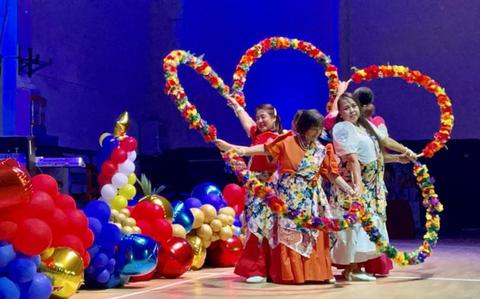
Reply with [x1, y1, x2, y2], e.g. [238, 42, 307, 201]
[97, 134, 138, 211]
[0, 159, 94, 298]
[83, 201, 157, 288]
[110, 208, 141, 235]
[0, 243, 52, 299]
[180, 182, 244, 270]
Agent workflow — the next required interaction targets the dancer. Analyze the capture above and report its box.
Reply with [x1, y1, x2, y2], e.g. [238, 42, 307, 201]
[226, 96, 283, 283]
[330, 93, 417, 281]
[216, 109, 356, 284]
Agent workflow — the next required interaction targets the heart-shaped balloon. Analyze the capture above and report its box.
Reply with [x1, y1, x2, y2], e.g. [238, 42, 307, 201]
[0, 158, 32, 209]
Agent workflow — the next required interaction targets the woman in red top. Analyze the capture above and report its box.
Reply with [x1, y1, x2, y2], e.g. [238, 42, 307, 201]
[226, 95, 283, 283]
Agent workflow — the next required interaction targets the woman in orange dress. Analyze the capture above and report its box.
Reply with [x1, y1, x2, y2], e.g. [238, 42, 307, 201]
[216, 109, 356, 284]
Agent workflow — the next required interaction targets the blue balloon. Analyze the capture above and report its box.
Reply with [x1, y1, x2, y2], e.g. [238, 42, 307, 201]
[116, 234, 158, 276]
[84, 201, 111, 224]
[0, 277, 20, 299]
[96, 149, 109, 172]
[184, 197, 202, 209]
[172, 201, 194, 233]
[19, 273, 52, 299]
[88, 245, 100, 258]
[96, 269, 111, 284]
[98, 223, 122, 247]
[7, 258, 36, 283]
[191, 182, 223, 204]
[106, 258, 116, 273]
[93, 253, 109, 269]
[103, 273, 124, 288]
[233, 217, 242, 227]
[88, 217, 103, 236]
[102, 135, 119, 151]
[204, 194, 223, 211]
[0, 244, 16, 270]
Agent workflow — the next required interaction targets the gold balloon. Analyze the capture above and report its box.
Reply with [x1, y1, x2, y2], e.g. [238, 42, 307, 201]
[120, 208, 131, 217]
[124, 217, 136, 227]
[219, 226, 233, 241]
[197, 224, 213, 240]
[219, 207, 236, 217]
[186, 235, 207, 270]
[226, 215, 234, 226]
[40, 247, 84, 298]
[210, 219, 222, 233]
[211, 232, 220, 242]
[110, 209, 119, 220]
[217, 214, 229, 226]
[190, 208, 205, 229]
[200, 204, 217, 223]
[117, 213, 127, 224]
[132, 226, 142, 234]
[114, 111, 130, 137]
[201, 238, 212, 248]
[172, 224, 187, 239]
[142, 195, 173, 222]
[122, 226, 133, 235]
[40, 247, 55, 260]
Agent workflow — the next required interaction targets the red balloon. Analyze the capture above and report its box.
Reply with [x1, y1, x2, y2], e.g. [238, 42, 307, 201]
[130, 269, 155, 282]
[131, 201, 164, 221]
[82, 252, 91, 268]
[0, 158, 32, 209]
[223, 184, 245, 213]
[120, 137, 137, 152]
[207, 236, 243, 267]
[81, 228, 95, 248]
[26, 191, 55, 220]
[47, 208, 69, 238]
[101, 160, 118, 177]
[0, 221, 18, 242]
[0, 203, 28, 222]
[110, 148, 128, 164]
[65, 209, 88, 231]
[54, 234, 85, 256]
[97, 172, 111, 187]
[54, 194, 77, 210]
[13, 218, 52, 256]
[156, 237, 193, 278]
[150, 219, 172, 244]
[136, 220, 153, 237]
[31, 174, 59, 197]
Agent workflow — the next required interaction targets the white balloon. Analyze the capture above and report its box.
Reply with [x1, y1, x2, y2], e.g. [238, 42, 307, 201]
[128, 151, 137, 162]
[118, 159, 135, 174]
[111, 173, 128, 188]
[101, 184, 117, 200]
[233, 226, 242, 236]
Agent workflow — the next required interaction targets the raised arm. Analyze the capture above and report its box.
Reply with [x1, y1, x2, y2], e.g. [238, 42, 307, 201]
[226, 95, 256, 137]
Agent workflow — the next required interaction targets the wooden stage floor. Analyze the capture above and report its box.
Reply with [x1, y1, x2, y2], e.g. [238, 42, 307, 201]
[74, 240, 480, 299]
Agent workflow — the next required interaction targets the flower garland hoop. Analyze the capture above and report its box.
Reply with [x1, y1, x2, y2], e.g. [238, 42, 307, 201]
[163, 50, 232, 142]
[231, 37, 339, 109]
[327, 65, 454, 158]
[360, 162, 443, 265]
[223, 151, 365, 232]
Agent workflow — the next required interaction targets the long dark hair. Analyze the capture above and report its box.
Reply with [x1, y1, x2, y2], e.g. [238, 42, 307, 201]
[255, 104, 283, 134]
[295, 109, 324, 135]
[335, 93, 382, 145]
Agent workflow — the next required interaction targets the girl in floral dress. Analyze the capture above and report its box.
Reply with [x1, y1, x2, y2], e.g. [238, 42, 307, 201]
[216, 109, 356, 284]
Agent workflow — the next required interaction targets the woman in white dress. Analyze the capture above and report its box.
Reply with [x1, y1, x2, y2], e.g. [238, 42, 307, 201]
[330, 93, 417, 281]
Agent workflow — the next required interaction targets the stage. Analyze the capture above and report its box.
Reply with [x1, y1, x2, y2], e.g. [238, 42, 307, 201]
[75, 239, 480, 299]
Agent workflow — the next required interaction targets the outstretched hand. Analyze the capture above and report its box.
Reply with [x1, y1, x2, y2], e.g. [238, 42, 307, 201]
[214, 139, 233, 152]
